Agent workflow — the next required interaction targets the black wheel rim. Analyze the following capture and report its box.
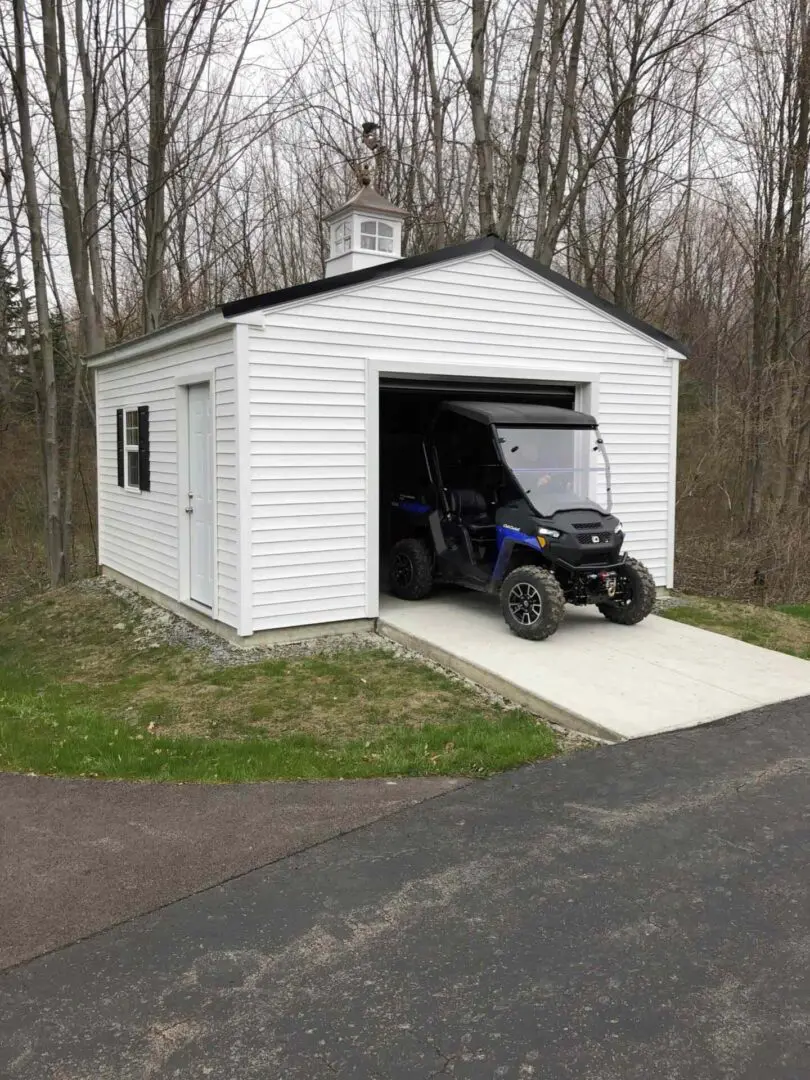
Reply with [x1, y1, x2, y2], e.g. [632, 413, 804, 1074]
[392, 552, 414, 587]
[508, 582, 542, 625]
[617, 573, 635, 606]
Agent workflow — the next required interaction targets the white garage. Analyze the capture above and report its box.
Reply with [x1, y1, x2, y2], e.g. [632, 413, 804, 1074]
[89, 182, 687, 641]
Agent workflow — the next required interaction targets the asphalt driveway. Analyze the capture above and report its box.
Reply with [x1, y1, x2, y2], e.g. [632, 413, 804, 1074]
[0, 773, 463, 969]
[3, 696, 810, 1078]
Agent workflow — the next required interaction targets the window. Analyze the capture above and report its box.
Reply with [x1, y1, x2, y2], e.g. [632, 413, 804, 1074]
[360, 219, 394, 253]
[433, 410, 502, 494]
[332, 220, 351, 256]
[125, 409, 140, 488]
[116, 406, 150, 492]
[496, 426, 599, 516]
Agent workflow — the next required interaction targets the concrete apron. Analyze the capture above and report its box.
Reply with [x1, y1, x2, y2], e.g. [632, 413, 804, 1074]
[379, 592, 810, 742]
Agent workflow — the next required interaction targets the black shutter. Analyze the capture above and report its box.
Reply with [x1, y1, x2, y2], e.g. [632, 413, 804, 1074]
[116, 409, 124, 487]
[138, 405, 150, 492]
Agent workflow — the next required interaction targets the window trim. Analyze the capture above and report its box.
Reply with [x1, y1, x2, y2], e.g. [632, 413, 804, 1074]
[123, 406, 141, 491]
[359, 219, 394, 253]
[332, 218, 352, 257]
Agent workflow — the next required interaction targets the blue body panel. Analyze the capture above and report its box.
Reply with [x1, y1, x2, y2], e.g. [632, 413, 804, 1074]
[392, 503, 540, 589]
[492, 525, 542, 583]
[392, 499, 432, 515]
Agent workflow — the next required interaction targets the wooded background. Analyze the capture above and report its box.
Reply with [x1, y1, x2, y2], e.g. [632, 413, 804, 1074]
[1, 0, 808, 603]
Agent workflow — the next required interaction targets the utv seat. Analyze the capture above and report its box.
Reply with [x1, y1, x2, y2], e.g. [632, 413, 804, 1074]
[448, 489, 495, 537]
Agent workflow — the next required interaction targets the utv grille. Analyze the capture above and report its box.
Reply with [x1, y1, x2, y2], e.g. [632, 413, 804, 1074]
[577, 531, 612, 545]
[580, 551, 614, 565]
[572, 522, 602, 530]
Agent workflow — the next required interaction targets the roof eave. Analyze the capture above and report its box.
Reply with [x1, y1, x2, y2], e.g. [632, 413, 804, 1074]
[87, 310, 227, 367]
[89, 236, 690, 365]
[221, 235, 690, 358]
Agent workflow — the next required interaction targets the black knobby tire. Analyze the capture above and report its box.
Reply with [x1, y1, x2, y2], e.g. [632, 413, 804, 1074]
[388, 538, 434, 600]
[597, 556, 656, 625]
[500, 565, 566, 641]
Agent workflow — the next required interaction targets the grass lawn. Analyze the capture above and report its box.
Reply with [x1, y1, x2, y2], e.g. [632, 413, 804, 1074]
[660, 595, 810, 660]
[0, 583, 559, 782]
[775, 604, 810, 623]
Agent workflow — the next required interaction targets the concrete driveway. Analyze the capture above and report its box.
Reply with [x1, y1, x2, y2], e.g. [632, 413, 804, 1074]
[380, 591, 810, 740]
[3, 695, 810, 1078]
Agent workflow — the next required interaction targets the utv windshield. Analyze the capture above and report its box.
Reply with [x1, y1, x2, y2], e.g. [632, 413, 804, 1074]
[496, 425, 612, 517]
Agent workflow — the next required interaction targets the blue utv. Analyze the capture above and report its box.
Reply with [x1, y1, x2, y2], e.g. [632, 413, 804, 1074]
[385, 401, 656, 640]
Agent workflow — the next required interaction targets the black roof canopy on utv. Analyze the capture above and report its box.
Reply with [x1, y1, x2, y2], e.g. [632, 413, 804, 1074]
[441, 400, 598, 429]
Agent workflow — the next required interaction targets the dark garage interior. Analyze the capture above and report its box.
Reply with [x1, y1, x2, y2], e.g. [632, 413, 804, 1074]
[378, 375, 576, 582]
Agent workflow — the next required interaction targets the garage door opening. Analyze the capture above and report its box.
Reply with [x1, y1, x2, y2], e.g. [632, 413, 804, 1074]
[378, 376, 576, 598]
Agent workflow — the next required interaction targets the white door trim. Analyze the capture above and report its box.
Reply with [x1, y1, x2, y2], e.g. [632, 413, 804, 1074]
[233, 323, 256, 637]
[364, 356, 598, 619]
[176, 373, 218, 619]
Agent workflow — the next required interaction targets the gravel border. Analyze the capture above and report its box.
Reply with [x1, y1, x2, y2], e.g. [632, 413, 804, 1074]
[80, 577, 595, 753]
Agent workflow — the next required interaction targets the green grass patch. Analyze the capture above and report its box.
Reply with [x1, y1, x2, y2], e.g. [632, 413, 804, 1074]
[660, 596, 810, 659]
[775, 604, 810, 623]
[0, 584, 558, 782]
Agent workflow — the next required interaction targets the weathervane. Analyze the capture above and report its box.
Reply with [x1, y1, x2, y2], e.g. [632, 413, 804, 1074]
[354, 120, 385, 191]
[361, 121, 380, 152]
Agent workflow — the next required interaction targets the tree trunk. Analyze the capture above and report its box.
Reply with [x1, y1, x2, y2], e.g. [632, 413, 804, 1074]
[422, 0, 447, 248]
[40, 0, 105, 357]
[11, 0, 64, 585]
[74, 0, 106, 352]
[0, 276, 11, 427]
[535, 0, 586, 265]
[467, 0, 495, 234]
[144, 0, 168, 333]
[497, 0, 547, 239]
[613, 89, 635, 308]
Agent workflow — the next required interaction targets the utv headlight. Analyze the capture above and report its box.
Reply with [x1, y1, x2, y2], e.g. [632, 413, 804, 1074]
[614, 522, 623, 534]
[537, 526, 561, 539]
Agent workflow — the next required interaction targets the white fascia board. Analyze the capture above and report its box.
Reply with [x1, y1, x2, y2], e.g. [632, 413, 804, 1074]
[225, 312, 272, 326]
[87, 311, 228, 368]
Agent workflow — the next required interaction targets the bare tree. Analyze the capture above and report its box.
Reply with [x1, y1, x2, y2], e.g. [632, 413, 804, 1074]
[140, 0, 278, 331]
[40, 0, 106, 356]
[143, 0, 167, 333]
[3, 3, 65, 583]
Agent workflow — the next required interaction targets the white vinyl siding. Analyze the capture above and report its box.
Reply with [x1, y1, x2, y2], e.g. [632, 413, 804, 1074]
[247, 335, 367, 629]
[96, 327, 240, 628]
[247, 250, 676, 633]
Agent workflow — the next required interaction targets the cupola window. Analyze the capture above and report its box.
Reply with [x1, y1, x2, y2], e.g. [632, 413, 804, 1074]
[360, 220, 394, 253]
[333, 220, 351, 256]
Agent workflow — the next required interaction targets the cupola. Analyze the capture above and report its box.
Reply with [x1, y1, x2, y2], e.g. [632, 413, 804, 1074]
[324, 176, 407, 278]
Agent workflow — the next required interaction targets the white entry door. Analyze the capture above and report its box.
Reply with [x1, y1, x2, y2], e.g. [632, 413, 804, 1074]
[187, 382, 214, 608]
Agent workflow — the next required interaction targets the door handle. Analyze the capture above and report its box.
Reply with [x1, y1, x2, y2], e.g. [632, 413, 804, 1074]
[185, 506, 194, 514]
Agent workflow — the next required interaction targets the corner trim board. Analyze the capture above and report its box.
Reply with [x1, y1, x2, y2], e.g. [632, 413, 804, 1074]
[233, 323, 256, 636]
